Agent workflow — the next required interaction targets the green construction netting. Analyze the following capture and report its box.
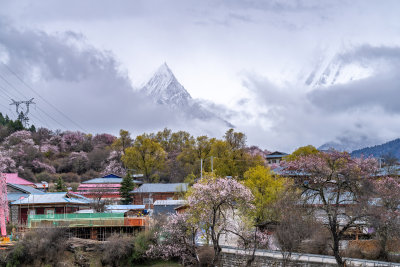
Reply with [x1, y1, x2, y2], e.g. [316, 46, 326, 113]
[27, 213, 127, 228]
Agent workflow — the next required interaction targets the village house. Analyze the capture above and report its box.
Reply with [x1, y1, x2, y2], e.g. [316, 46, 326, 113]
[76, 173, 143, 204]
[131, 183, 188, 209]
[265, 151, 288, 164]
[10, 192, 91, 224]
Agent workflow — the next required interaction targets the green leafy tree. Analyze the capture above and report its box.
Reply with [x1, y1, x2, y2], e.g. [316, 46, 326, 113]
[177, 135, 214, 176]
[212, 129, 265, 179]
[243, 165, 287, 224]
[122, 135, 166, 182]
[120, 171, 135, 204]
[285, 145, 319, 161]
[112, 129, 133, 153]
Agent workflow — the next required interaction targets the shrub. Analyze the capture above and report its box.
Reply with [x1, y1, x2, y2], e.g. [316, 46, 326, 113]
[132, 230, 154, 262]
[35, 171, 58, 183]
[6, 228, 67, 266]
[101, 234, 133, 267]
[60, 172, 80, 183]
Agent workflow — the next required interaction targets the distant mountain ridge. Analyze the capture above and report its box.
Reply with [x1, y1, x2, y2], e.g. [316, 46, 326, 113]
[141, 63, 234, 127]
[318, 135, 379, 152]
[351, 138, 400, 159]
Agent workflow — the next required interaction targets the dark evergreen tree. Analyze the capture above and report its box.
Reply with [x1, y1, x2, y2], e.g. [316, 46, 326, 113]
[55, 177, 67, 192]
[120, 171, 135, 204]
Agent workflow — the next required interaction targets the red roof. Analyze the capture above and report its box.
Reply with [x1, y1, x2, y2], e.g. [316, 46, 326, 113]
[3, 173, 35, 186]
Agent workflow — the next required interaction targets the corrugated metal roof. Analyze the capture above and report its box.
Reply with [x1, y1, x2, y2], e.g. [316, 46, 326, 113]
[266, 152, 288, 158]
[82, 178, 123, 184]
[131, 183, 188, 193]
[82, 178, 143, 184]
[4, 173, 35, 185]
[8, 183, 45, 194]
[7, 193, 29, 202]
[153, 200, 187, 206]
[106, 205, 145, 210]
[11, 192, 91, 205]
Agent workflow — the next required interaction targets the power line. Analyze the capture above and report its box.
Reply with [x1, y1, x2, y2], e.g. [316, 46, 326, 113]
[0, 63, 87, 132]
[0, 86, 54, 128]
[0, 71, 69, 130]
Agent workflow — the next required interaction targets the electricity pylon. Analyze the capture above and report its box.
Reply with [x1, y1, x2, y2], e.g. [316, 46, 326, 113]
[10, 98, 35, 127]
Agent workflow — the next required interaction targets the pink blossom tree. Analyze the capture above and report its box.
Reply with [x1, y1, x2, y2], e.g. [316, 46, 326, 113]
[0, 153, 15, 236]
[32, 159, 56, 174]
[370, 177, 400, 260]
[282, 151, 378, 267]
[101, 150, 126, 176]
[147, 213, 198, 265]
[187, 175, 254, 265]
[61, 131, 86, 152]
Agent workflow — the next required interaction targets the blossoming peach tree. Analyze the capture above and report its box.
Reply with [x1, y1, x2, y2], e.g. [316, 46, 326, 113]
[282, 151, 377, 267]
[186, 175, 255, 265]
[146, 213, 198, 265]
[370, 177, 400, 260]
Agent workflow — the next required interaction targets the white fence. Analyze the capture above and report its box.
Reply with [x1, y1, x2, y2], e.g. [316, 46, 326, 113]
[221, 246, 400, 267]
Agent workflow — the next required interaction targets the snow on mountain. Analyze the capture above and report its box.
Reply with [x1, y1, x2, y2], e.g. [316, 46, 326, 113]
[318, 134, 380, 153]
[304, 52, 374, 88]
[141, 63, 192, 108]
[141, 63, 234, 127]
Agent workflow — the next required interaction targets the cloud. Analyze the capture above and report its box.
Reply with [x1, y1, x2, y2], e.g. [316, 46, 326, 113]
[0, 19, 229, 138]
[308, 46, 400, 114]
[239, 45, 400, 151]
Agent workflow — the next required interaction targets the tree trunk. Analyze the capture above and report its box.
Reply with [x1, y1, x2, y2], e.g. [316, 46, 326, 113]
[246, 227, 258, 267]
[332, 235, 345, 267]
[379, 233, 388, 261]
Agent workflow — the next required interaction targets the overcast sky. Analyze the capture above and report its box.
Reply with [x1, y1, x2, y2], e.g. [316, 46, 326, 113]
[0, 0, 400, 151]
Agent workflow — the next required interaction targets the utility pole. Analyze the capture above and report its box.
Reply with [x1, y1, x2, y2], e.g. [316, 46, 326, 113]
[10, 98, 35, 127]
[211, 156, 214, 173]
[200, 158, 203, 179]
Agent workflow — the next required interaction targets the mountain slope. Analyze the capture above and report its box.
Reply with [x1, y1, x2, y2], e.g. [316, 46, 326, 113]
[141, 63, 234, 127]
[351, 138, 400, 159]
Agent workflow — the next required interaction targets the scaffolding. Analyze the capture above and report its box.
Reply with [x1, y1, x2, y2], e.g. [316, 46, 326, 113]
[28, 213, 147, 228]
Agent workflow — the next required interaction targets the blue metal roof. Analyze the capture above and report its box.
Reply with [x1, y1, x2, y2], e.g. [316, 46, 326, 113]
[103, 174, 122, 178]
[82, 177, 123, 184]
[131, 183, 188, 193]
[8, 183, 45, 194]
[7, 193, 29, 202]
[11, 192, 91, 205]
[106, 205, 145, 210]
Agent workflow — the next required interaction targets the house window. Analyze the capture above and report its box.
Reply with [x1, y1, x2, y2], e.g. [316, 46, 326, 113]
[45, 209, 55, 218]
[167, 197, 173, 200]
[143, 198, 153, 205]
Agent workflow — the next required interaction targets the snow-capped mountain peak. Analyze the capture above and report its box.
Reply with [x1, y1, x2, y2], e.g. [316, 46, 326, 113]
[140, 63, 234, 128]
[141, 63, 191, 107]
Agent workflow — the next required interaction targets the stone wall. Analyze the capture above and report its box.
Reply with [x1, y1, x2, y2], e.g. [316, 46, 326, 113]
[221, 252, 336, 267]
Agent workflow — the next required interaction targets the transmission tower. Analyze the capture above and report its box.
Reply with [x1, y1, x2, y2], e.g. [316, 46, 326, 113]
[10, 98, 35, 127]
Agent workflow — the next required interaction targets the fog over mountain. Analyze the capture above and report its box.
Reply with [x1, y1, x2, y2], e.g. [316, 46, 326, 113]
[0, 1, 400, 151]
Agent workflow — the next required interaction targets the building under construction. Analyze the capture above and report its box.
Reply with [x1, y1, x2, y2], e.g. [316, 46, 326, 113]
[27, 213, 148, 241]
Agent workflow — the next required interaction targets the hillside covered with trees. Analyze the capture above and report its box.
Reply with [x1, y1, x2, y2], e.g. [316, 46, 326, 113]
[351, 138, 400, 160]
[0, 112, 269, 189]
